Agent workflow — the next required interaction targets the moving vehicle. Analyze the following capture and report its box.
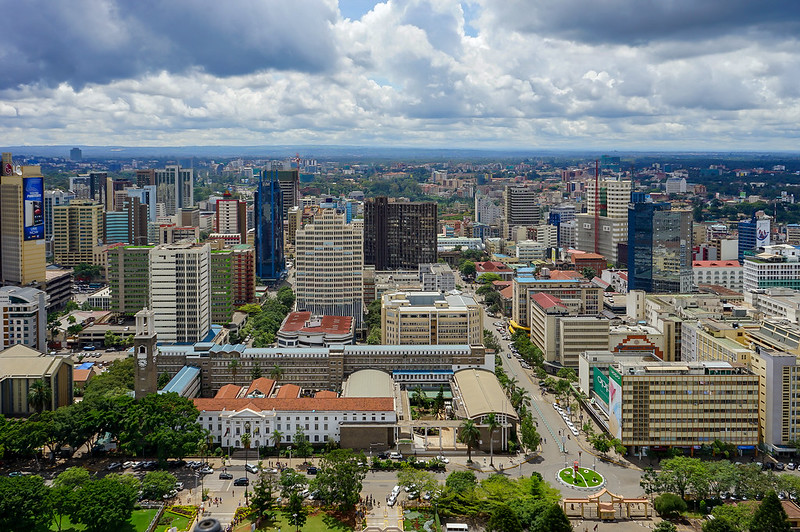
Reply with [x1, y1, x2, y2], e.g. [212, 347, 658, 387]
[245, 463, 259, 474]
[219, 472, 233, 480]
[233, 477, 249, 486]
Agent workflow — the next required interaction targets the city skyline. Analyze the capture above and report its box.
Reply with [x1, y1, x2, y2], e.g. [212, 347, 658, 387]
[3, 0, 800, 151]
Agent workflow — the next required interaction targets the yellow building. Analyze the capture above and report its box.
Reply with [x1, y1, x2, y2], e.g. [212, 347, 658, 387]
[53, 200, 105, 267]
[381, 291, 482, 345]
[750, 349, 800, 453]
[608, 359, 759, 450]
[0, 153, 46, 287]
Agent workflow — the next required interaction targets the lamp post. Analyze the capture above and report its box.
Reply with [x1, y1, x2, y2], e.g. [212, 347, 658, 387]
[287, 445, 292, 469]
[244, 421, 251, 505]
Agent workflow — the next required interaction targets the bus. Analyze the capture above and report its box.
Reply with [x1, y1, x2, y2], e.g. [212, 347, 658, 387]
[445, 524, 468, 532]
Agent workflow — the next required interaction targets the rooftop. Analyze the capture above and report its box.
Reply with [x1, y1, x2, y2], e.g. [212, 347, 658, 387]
[341, 369, 395, 398]
[692, 260, 741, 267]
[279, 312, 353, 335]
[530, 292, 567, 310]
[453, 368, 517, 420]
[160, 366, 201, 394]
[193, 396, 394, 413]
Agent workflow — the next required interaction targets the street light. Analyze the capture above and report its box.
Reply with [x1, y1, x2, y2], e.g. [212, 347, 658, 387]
[244, 421, 251, 505]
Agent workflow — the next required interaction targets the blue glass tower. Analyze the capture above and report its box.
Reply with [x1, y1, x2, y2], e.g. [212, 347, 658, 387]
[628, 201, 692, 293]
[255, 170, 285, 281]
[738, 216, 757, 262]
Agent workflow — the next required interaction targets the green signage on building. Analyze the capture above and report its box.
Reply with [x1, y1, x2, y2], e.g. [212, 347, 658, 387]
[593, 369, 609, 404]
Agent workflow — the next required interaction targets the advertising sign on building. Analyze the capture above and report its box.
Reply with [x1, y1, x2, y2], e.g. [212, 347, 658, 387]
[608, 365, 623, 440]
[756, 218, 771, 248]
[23, 177, 45, 241]
[593, 369, 609, 405]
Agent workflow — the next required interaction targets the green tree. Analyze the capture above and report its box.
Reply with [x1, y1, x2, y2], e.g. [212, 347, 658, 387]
[72, 475, 140, 532]
[120, 392, 203, 461]
[396, 466, 437, 495]
[242, 432, 252, 502]
[703, 520, 737, 532]
[292, 426, 312, 458]
[445, 470, 477, 494]
[311, 449, 368, 512]
[486, 413, 499, 467]
[228, 358, 240, 383]
[581, 267, 596, 280]
[749, 490, 790, 532]
[27, 378, 52, 414]
[654, 493, 687, 520]
[157, 372, 171, 389]
[276, 286, 295, 309]
[283, 492, 307, 532]
[279, 469, 307, 499]
[366, 326, 381, 344]
[141, 470, 178, 500]
[271, 429, 284, 454]
[458, 419, 481, 463]
[487, 503, 522, 532]
[532, 503, 573, 532]
[711, 500, 757, 532]
[251, 361, 263, 380]
[249, 473, 277, 523]
[0, 475, 51, 532]
[483, 329, 501, 352]
[269, 364, 284, 382]
[520, 413, 541, 455]
[477, 272, 502, 284]
[556, 368, 577, 382]
[660, 456, 702, 500]
[459, 260, 476, 278]
[653, 522, 678, 532]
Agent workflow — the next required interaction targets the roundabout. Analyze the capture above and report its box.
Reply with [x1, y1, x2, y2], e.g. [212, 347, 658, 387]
[557, 464, 605, 491]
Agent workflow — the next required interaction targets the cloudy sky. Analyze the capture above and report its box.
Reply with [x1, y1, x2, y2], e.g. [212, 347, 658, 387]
[2, 0, 800, 151]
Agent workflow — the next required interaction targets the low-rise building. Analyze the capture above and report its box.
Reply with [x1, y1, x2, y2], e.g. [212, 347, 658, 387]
[474, 261, 514, 281]
[0, 345, 73, 415]
[452, 368, 517, 452]
[692, 260, 743, 292]
[381, 291, 482, 345]
[745, 288, 800, 325]
[44, 267, 73, 311]
[419, 263, 456, 292]
[743, 244, 800, 292]
[277, 312, 354, 347]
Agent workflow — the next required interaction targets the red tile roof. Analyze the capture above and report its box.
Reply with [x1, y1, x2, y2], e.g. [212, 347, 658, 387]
[276, 384, 301, 398]
[692, 260, 741, 267]
[73, 368, 94, 383]
[549, 270, 584, 280]
[530, 292, 567, 310]
[246, 377, 276, 396]
[194, 397, 394, 413]
[491, 280, 514, 288]
[499, 285, 514, 299]
[314, 390, 338, 398]
[280, 312, 353, 334]
[215, 384, 243, 399]
[475, 261, 512, 273]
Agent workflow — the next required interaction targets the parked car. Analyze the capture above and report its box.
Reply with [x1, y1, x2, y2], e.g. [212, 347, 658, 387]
[788, 463, 796, 470]
[245, 463, 259, 474]
[389, 452, 403, 460]
[233, 477, 250, 486]
[219, 472, 233, 480]
[435, 455, 449, 464]
[107, 462, 122, 471]
[306, 466, 318, 475]
[175, 482, 184, 491]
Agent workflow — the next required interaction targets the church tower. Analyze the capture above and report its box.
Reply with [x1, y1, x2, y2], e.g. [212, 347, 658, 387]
[134, 308, 158, 399]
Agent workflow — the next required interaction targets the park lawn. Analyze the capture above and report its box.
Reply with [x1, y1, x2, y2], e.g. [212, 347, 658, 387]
[50, 508, 158, 532]
[158, 511, 193, 532]
[559, 467, 603, 488]
[233, 511, 353, 532]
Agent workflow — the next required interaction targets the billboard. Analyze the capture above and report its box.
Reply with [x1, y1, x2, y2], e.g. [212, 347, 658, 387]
[593, 369, 609, 405]
[608, 365, 623, 439]
[756, 219, 771, 248]
[23, 177, 45, 241]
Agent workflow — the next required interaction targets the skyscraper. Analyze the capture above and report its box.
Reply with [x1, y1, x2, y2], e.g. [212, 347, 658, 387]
[105, 196, 149, 245]
[628, 201, 692, 293]
[255, 170, 285, 281]
[276, 169, 300, 220]
[149, 242, 210, 343]
[154, 165, 193, 216]
[108, 245, 152, 315]
[295, 206, 363, 327]
[0, 153, 47, 287]
[215, 190, 248, 243]
[364, 196, 437, 270]
[575, 178, 631, 265]
[738, 213, 771, 262]
[52, 200, 104, 267]
[502, 185, 541, 239]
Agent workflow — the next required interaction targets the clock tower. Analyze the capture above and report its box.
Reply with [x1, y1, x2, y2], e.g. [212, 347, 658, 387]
[134, 308, 158, 399]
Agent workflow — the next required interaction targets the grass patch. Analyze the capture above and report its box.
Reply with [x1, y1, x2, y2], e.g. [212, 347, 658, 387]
[50, 508, 158, 532]
[233, 511, 353, 532]
[559, 467, 603, 488]
[404, 509, 435, 532]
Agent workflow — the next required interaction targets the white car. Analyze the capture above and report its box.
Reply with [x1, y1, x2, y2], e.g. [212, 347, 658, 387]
[436, 455, 450, 464]
[389, 451, 403, 460]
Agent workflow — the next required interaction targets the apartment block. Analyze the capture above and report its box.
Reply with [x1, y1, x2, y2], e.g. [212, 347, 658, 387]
[419, 263, 456, 292]
[52, 200, 105, 268]
[108, 245, 152, 316]
[381, 291, 482, 345]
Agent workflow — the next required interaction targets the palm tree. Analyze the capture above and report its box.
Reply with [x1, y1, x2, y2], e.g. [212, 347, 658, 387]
[506, 377, 519, 396]
[250, 361, 263, 380]
[242, 431, 252, 502]
[228, 358, 240, 383]
[458, 419, 480, 463]
[271, 429, 284, 456]
[269, 364, 284, 382]
[486, 413, 499, 467]
[27, 379, 52, 414]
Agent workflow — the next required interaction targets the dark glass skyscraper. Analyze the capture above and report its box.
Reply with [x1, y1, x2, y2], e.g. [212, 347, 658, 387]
[628, 201, 692, 293]
[364, 196, 437, 270]
[255, 170, 284, 282]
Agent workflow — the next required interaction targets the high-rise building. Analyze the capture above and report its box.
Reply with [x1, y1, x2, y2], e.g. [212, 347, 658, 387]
[52, 200, 104, 267]
[628, 202, 692, 293]
[231, 244, 256, 307]
[153, 165, 193, 216]
[295, 207, 363, 327]
[255, 170, 285, 281]
[69, 147, 82, 161]
[502, 186, 540, 239]
[474, 193, 502, 225]
[44, 190, 75, 242]
[276, 169, 300, 220]
[215, 191, 247, 243]
[108, 245, 152, 315]
[0, 153, 47, 287]
[149, 242, 210, 343]
[576, 178, 631, 265]
[364, 197, 437, 270]
[125, 185, 157, 222]
[210, 249, 234, 325]
[0, 285, 48, 350]
[738, 213, 771, 262]
[105, 196, 149, 245]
